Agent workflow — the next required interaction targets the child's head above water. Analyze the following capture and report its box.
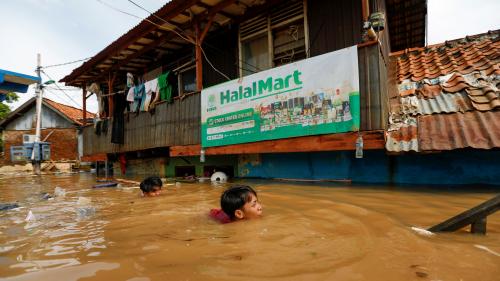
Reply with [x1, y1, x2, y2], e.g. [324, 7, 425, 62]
[221, 185, 262, 221]
[140, 176, 163, 197]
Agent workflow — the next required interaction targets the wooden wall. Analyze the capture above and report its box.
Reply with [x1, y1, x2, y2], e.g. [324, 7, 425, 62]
[82, 93, 200, 156]
[307, 0, 363, 56]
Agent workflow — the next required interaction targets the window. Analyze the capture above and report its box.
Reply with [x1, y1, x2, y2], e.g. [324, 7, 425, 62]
[177, 66, 196, 96]
[239, 0, 308, 76]
[241, 34, 270, 76]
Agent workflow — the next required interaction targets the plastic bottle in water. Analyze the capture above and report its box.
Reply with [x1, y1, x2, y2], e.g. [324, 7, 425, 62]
[355, 134, 363, 159]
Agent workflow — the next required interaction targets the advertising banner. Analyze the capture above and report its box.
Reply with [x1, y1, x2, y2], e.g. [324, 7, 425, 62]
[201, 45, 360, 147]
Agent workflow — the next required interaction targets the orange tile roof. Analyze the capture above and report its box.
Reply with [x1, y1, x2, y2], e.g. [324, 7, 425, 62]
[386, 30, 500, 152]
[44, 98, 95, 125]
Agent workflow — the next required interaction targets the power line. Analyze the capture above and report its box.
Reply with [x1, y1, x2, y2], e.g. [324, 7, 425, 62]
[42, 57, 92, 69]
[95, 0, 194, 44]
[41, 70, 81, 108]
[98, 0, 233, 82]
[200, 47, 230, 81]
[126, 0, 185, 33]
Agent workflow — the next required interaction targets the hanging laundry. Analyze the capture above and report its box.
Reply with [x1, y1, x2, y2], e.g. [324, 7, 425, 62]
[118, 154, 127, 174]
[144, 78, 158, 111]
[133, 84, 145, 113]
[158, 71, 173, 103]
[94, 119, 102, 135]
[101, 119, 109, 135]
[126, 86, 135, 102]
[126, 73, 134, 88]
[88, 82, 106, 117]
[111, 90, 127, 144]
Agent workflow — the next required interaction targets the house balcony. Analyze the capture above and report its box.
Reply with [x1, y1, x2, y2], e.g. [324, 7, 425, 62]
[81, 42, 387, 157]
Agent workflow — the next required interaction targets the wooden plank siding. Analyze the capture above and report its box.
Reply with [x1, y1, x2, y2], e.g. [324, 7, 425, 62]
[82, 93, 200, 156]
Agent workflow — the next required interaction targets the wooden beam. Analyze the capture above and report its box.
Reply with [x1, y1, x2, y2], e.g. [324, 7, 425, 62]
[195, 22, 203, 91]
[195, 2, 236, 19]
[107, 73, 116, 117]
[81, 153, 107, 162]
[82, 83, 87, 122]
[169, 131, 385, 156]
[62, 0, 201, 83]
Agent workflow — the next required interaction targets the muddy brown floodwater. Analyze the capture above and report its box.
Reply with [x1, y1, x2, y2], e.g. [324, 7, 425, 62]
[0, 173, 499, 280]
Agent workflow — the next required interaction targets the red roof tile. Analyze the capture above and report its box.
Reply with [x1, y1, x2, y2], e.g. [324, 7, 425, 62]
[395, 31, 500, 82]
[387, 30, 500, 152]
[44, 98, 95, 125]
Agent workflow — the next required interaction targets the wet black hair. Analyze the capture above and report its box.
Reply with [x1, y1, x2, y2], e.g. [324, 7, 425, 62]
[140, 176, 163, 193]
[220, 185, 257, 220]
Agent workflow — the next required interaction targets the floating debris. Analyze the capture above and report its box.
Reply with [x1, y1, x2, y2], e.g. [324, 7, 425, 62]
[411, 227, 434, 236]
[0, 203, 19, 211]
[77, 197, 91, 206]
[25, 210, 36, 222]
[474, 244, 500, 257]
[54, 186, 66, 197]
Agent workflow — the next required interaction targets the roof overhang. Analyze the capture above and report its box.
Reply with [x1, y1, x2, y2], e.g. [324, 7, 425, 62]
[60, 0, 271, 87]
[0, 68, 40, 94]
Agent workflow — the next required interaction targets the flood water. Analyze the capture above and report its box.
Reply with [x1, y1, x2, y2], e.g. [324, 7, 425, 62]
[0, 173, 499, 280]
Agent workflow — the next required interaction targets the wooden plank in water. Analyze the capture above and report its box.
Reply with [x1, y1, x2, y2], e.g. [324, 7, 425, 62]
[428, 194, 500, 234]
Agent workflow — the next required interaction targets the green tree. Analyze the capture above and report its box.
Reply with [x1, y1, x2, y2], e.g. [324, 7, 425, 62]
[1, 92, 19, 153]
[0, 92, 19, 120]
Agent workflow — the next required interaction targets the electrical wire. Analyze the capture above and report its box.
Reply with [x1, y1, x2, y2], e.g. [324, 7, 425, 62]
[126, 0, 187, 34]
[96, 0, 238, 83]
[41, 70, 81, 108]
[95, 0, 195, 44]
[200, 46, 231, 81]
[44, 88, 80, 109]
[42, 57, 92, 69]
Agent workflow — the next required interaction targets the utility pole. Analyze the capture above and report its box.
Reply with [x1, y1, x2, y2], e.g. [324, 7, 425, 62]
[33, 53, 42, 175]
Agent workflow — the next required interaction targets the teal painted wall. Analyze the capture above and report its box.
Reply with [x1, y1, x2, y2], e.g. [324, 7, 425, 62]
[238, 149, 500, 186]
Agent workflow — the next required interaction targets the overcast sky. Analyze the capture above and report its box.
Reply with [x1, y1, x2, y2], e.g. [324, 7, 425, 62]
[1, 0, 499, 113]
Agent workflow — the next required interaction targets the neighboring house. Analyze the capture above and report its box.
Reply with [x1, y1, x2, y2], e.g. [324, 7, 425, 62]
[0, 98, 95, 163]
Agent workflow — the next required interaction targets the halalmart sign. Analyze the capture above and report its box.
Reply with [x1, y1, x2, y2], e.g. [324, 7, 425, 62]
[201, 45, 360, 148]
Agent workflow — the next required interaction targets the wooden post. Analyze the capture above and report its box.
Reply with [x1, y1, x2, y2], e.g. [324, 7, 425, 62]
[194, 15, 215, 92]
[361, 0, 369, 21]
[107, 73, 116, 117]
[82, 83, 87, 123]
[471, 217, 487, 234]
[195, 22, 203, 92]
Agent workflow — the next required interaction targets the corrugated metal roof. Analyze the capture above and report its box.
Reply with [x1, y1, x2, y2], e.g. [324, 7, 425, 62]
[418, 111, 500, 150]
[387, 30, 500, 152]
[400, 91, 474, 115]
[385, 124, 419, 152]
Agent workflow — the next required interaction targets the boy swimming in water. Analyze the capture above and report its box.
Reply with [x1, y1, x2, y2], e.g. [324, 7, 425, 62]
[210, 185, 263, 223]
[140, 176, 163, 197]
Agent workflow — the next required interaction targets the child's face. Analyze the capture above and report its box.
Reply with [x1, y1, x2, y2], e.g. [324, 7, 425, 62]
[238, 193, 263, 219]
[144, 186, 162, 197]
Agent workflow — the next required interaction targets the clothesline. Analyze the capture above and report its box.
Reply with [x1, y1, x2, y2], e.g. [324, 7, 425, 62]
[100, 90, 125, 97]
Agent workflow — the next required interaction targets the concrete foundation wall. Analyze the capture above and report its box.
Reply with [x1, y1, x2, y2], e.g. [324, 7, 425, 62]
[112, 157, 168, 177]
[238, 149, 500, 186]
[108, 149, 499, 186]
